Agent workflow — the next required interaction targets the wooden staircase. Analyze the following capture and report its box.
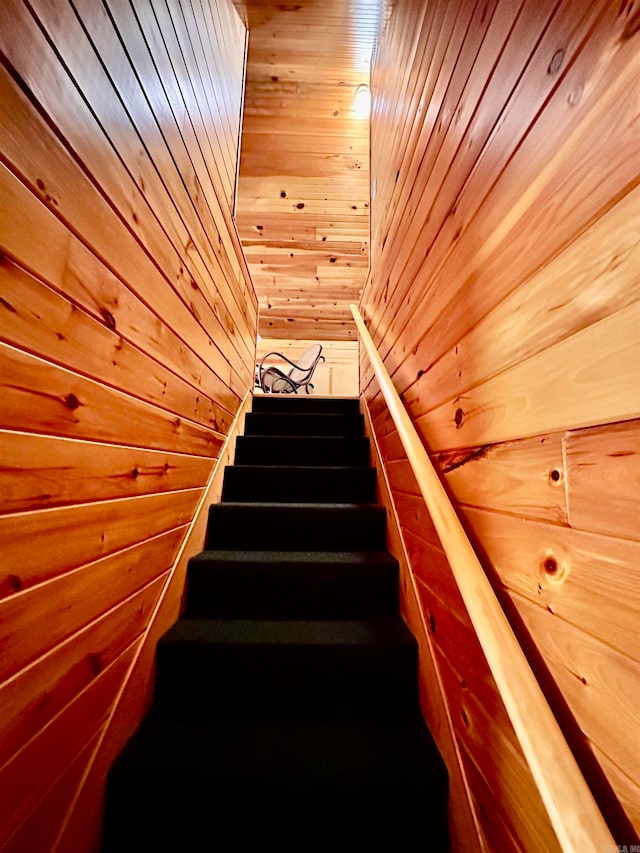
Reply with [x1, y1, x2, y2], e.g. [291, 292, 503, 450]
[101, 395, 449, 851]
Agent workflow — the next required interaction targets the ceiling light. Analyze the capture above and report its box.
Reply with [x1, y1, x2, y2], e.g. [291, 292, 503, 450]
[353, 84, 371, 118]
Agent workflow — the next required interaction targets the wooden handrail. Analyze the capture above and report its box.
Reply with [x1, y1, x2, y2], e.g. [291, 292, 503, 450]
[350, 304, 615, 852]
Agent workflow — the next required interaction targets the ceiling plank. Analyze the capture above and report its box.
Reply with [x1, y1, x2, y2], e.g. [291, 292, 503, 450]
[234, 0, 381, 340]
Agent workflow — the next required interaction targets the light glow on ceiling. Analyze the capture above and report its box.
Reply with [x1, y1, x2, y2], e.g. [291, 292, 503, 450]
[353, 84, 371, 118]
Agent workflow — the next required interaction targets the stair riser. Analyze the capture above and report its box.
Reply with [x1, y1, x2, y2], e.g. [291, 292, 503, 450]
[251, 395, 360, 414]
[185, 560, 399, 620]
[244, 412, 365, 437]
[104, 742, 448, 852]
[207, 504, 387, 551]
[221, 465, 377, 503]
[154, 649, 419, 722]
[234, 435, 371, 466]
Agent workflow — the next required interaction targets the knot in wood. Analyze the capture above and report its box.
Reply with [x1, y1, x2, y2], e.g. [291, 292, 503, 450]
[64, 393, 81, 411]
[548, 49, 565, 75]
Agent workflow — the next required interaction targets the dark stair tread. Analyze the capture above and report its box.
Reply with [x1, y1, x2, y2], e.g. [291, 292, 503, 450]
[234, 434, 371, 466]
[158, 616, 416, 649]
[109, 717, 445, 783]
[221, 464, 377, 502]
[251, 395, 360, 414]
[188, 548, 399, 566]
[244, 411, 365, 436]
[207, 501, 388, 550]
[185, 549, 400, 619]
[154, 617, 419, 721]
[104, 720, 448, 851]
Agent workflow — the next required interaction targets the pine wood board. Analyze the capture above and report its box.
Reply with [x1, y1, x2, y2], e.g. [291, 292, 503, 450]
[241, 194, 370, 214]
[414, 574, 517, 748]
[0, 258, 234, 432]
[0, 490, 196, 599]
[0, 166, 242, 415]
[255, 264, 368, 284]
[563, 420, 640, 541]
[432, 641, 562, 853]
[111, 0, 238, 216]
[243, 238, 367, 256]
[461, 752, 524, 853]
[0, 342, 225, 457]
[239, 149, 370, 174]
[371, 0, 608, 333]
[236, 0, 373, 340]
[462, 507, 640, 663]
[415, 303, 640, 452]
[145, 0, 235, 198]
[0, 431, 212, 514]
[78, 0, 254, 354]
[0, 539, 174, 684]
[589, 744, 640, 839]
[240, 183, 370, 204]
[0, 641, 137, 845]
[245, 248, 368, 268]
[243, 93, 371, 117]
[125, 0, 245, 241]
[398, 183, 640, 415]
[0, 57, 250, 394]
[237, 210, 369, 235]
[255, 284, 365, 303]
[387, 431, 568, 524]
[373, 0, 491, 261]
[0, 574, 165, 768]
[259, 315, 358, 339]
[167, 0, 239, 164]
[0, 8, 255, 377]
[369, 0, 438, 215]
[370, 0, 637, 372]
[437, 433, 567, 524]
[362, 394, 484, 852]
[510, 592, 640, 792]
[367, 0, 558, 338]
[0, 731, 101, 853]
[241, 131, 369, 153]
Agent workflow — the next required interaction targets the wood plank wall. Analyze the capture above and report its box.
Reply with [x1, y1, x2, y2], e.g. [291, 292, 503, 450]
[0, 0, 255, 848]
[361, 0, 640, 849]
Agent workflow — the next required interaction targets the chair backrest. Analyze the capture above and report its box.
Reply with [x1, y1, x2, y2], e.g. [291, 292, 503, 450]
[261, 368, 295, 393]
[258, 343, 324, 394]
[288, 343, 323, 384]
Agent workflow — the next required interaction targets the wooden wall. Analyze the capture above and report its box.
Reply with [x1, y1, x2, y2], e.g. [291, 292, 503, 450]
[361, 0, 640, 849]
[234, 0, 377, 340]
[0, 0, 255, 849]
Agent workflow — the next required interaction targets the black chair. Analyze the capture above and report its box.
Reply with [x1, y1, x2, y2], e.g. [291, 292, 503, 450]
[257, 343, 324, 394]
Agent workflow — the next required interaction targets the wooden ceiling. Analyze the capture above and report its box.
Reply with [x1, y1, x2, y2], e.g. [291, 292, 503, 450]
[232, 0, 383, 340]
